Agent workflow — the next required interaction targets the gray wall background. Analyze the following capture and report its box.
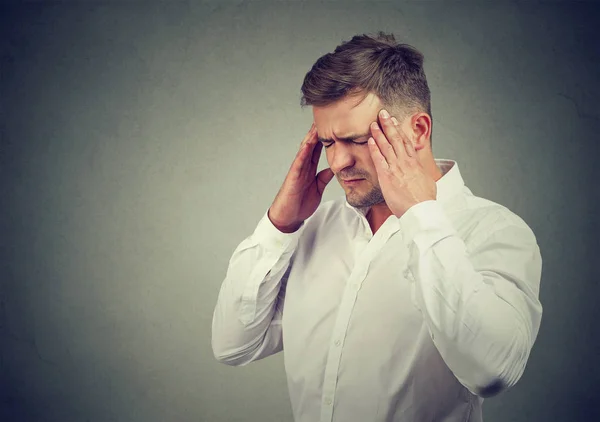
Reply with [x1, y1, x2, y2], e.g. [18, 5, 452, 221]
[1, 1, 599, 421]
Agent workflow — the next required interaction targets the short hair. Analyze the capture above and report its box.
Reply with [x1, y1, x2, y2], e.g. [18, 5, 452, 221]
[300, 31, 433, 144]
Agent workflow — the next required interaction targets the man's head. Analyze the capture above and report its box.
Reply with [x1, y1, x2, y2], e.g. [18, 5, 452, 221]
[300, 32, 433, 208]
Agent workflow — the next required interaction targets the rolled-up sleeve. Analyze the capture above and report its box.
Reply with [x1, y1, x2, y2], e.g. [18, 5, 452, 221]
[398, 200, 543, 397]
[211, 209, 305, 366]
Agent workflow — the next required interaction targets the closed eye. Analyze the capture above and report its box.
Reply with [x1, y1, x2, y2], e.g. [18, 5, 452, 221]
[323, 141, 368, 148]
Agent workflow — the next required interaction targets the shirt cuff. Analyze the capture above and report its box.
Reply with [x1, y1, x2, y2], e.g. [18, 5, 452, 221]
[251, 209, 306, 254]
[398, 200, 457, 249]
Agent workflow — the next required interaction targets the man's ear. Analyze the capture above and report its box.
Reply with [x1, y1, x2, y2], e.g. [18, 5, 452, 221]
[411, 113, 431, 151]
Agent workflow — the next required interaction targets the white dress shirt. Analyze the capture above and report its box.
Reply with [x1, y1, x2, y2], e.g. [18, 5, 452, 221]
[212, 159, 543, 422]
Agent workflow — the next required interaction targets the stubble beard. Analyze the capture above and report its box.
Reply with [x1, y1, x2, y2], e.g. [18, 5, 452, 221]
[346, 181, 386, 208]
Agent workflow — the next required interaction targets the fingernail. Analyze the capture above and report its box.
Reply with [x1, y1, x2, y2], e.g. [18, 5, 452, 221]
[380, 109, 390, 119]
[391, 117, 399, 126]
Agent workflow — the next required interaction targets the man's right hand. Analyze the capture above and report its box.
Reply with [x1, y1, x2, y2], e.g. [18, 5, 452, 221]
[268, 123, 335, 233]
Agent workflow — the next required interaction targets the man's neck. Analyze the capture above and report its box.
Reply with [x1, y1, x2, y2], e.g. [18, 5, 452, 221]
[366, 205, 393, 235]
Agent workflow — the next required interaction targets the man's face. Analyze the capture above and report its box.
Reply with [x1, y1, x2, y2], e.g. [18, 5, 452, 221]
[313, 92, 386, 208]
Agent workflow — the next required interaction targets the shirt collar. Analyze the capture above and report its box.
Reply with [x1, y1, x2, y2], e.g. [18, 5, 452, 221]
[344, 158, 464, 217]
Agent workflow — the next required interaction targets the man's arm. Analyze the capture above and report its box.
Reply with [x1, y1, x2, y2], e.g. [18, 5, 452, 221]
[399, 200, 543, 398]
[212, 122, 332, 366]
[211, 209, 304, 366]
[366, 108, 542, 396]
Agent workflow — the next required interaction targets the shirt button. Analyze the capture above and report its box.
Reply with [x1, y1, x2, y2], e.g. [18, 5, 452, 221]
[334, 339, 341, 346]
[325, 397, 332, 405]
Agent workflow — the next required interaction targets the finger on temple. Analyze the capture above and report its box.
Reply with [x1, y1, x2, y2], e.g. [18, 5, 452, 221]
[311, 140, 323, 166]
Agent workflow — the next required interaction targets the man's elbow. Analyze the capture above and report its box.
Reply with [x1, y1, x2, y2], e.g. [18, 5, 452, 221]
[213, 353, 249, 367]
[470, 356, 524, 399]
[469, 320, 533, 398]
[211, 339, 253, 367]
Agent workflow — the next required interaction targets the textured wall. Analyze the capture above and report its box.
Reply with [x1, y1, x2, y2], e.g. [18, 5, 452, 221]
[1, 1, 599, 421]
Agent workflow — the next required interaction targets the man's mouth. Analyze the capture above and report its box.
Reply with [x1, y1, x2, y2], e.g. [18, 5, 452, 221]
[343, 179, 364, 185]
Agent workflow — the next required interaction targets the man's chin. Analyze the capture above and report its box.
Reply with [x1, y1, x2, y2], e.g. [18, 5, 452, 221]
[346, 196, 370, 208]
[346, 193, 385, 208]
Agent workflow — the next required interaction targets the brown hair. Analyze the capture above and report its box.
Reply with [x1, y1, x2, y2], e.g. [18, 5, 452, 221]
[300, 31, 433, 143]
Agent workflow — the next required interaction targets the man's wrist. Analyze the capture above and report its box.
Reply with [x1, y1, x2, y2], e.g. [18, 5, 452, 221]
[268, 209, 303, 233]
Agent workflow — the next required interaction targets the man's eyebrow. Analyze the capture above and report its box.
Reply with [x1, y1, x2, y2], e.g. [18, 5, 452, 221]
[317, 131, 371, 143]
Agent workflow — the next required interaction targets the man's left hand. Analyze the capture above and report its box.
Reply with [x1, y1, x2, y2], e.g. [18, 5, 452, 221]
[367, 109, 437, 218]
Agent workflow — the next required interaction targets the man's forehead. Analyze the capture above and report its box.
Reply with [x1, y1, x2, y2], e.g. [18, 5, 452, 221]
[313, 93, 381, 138]
[353, 92, 380, 108]
[336, 92, 380, 111]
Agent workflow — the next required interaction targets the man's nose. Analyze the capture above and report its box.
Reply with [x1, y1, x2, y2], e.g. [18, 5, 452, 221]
[329, 143, 356, 175]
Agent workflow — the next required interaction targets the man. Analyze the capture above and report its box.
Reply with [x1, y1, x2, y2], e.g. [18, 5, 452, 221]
[212, 32, 543, 422]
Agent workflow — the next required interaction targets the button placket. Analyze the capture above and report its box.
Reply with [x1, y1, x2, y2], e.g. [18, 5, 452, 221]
[320, 255, 369, 422]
